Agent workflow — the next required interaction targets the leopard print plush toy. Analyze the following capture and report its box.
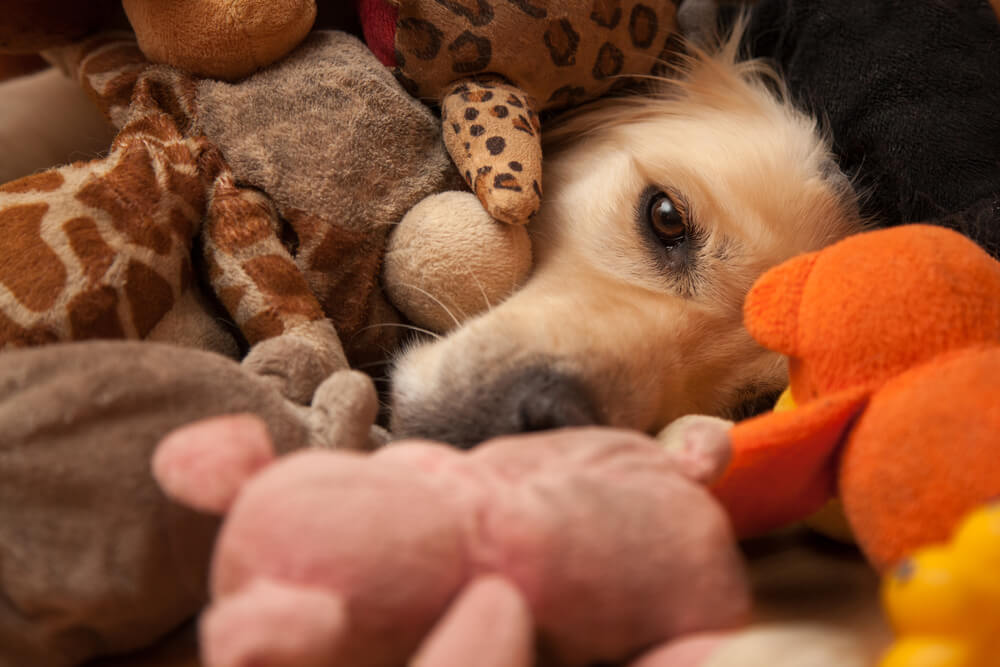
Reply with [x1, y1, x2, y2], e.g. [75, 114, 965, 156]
[360, 0, 679, 225]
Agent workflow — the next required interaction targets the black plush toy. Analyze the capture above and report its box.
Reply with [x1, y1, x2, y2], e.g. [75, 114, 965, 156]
[732, 0, 1000, 256]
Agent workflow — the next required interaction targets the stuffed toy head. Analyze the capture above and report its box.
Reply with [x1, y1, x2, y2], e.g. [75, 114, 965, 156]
[360, 0, 678, 225]
[0, 1, 318, 80]
[154, 422, 750, 666]
[667, 224, 1000, 571]
[121, 0, 318, 80]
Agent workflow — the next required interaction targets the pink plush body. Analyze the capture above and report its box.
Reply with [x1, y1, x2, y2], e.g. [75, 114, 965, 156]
[156, 422, 749, 666]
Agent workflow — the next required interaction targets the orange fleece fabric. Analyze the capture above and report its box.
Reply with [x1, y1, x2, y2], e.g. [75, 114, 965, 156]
[712, 224, 1000, 571]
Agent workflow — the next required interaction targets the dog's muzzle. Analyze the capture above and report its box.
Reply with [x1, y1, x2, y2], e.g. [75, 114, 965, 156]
[390, 365, 599, 449]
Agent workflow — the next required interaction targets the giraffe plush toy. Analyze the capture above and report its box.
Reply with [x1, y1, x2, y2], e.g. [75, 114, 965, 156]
[359, 0, 679, 225]
[0, 30, 467, 401]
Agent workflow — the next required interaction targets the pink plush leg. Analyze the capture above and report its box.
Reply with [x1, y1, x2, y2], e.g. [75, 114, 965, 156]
[153, 414, 275, 514]
[413, 576, 534, 667]
[201, 578, 347, 667]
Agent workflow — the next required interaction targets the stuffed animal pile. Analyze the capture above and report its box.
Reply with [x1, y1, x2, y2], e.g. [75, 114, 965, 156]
[1, 0, 1000, 665]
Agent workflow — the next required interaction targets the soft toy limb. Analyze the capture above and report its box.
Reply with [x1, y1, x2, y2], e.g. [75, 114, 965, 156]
[201, 579, 347, 667]
[441, 77, 542, 225]
[153, 414, 276, 514]
[657, 415, 735, 485]
[412, 576, 534, 667]
[122, 0, 317, 80]
[304, 369, 380, 450]
[203, 172, 349, 402]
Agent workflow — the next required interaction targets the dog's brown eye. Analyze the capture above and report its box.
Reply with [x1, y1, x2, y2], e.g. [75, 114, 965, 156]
[647, 192, 687, 247]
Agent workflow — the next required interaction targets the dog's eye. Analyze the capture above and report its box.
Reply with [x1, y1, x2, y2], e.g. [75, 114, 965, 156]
[647, 192, 687, 248]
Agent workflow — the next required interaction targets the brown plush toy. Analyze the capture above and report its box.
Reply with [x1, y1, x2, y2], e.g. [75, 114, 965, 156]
[359, 0, 679, 225]
[0, 340, 380, 667]
[120, 0, 318, 80]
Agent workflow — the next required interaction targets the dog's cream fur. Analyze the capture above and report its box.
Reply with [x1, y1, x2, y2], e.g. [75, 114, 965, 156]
[390, 34, 864, 445]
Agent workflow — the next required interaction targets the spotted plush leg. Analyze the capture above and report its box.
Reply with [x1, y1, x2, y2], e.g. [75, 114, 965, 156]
[441, 76, 542, 225]
[202, 171, 349, 403]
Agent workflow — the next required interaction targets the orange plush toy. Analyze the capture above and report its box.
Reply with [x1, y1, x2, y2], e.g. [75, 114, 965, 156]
[693, 224, 1000, 572]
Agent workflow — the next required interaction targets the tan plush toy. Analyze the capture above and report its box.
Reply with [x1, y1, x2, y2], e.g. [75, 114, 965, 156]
[0, 0, 317, 81]
[360, 0, 679, 225]
[121, 0, 318, 80]
[383, 191, 532, 333]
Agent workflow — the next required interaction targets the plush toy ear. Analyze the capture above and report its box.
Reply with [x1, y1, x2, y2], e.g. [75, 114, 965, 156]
[743, 251, 821, 357]
[152, 414, 276, 514]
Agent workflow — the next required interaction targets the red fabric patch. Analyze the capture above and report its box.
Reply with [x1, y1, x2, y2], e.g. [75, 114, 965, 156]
[358, 0, 399, 67]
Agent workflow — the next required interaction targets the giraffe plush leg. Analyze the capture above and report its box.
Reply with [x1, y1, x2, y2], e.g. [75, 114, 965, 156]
[441, 77, 542, 225]
[203, 171, 349, 403]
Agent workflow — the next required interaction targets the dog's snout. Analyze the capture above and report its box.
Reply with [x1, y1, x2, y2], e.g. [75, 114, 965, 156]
[391, 366, 598, 449]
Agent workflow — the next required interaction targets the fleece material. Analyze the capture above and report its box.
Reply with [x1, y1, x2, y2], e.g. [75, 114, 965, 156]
[0, 342, 315, 667]
[195, 31, 464, 363]
[711, 225, 1000, 571]
[738, 0, 1000, 254]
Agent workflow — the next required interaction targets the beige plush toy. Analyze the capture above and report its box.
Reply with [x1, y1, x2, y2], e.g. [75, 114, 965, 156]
[383, 191, 532, 333]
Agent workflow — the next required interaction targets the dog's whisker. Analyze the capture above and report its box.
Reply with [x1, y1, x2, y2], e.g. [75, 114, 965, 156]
[466, 270, 493, 313]
[354, 321, 443, 341]
[388, 282, 464, 330]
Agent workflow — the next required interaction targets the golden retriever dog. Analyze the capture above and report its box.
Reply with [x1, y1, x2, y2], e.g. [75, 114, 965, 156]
[389, 32, 864, 448]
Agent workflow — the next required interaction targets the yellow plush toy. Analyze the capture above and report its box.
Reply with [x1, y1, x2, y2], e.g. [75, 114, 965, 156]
[880, 502, 1000, 667]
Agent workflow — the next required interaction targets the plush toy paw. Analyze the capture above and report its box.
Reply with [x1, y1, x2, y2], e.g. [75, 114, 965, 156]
[122, 0, 317, 79]
[241, 320, 349, 404]
[441, 78, 542, 225]
[384, 191, 532, 333]
[880, 503, 1000, 667]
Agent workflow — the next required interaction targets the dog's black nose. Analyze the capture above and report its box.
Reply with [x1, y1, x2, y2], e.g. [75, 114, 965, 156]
[391, 366, 598, 448]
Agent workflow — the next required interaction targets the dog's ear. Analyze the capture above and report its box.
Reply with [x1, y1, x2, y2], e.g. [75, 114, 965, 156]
[743, 251, 820, 357]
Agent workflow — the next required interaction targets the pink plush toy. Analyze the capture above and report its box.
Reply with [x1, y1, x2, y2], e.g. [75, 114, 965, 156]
[153, 419, 750, 667]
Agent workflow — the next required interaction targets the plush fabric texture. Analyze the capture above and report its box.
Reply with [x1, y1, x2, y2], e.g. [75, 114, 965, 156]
[710, 225, 1000, 571]
[384, 191, 531, 333]
[155, 421, 750, 666]
[1, 30, 462, 399]
[122, 0, 317, 80]
[195, 30, 463, 363]
[738, 0, 1000, 253]
[0, 342, 332, 667]
[360, 0, 678, 225]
